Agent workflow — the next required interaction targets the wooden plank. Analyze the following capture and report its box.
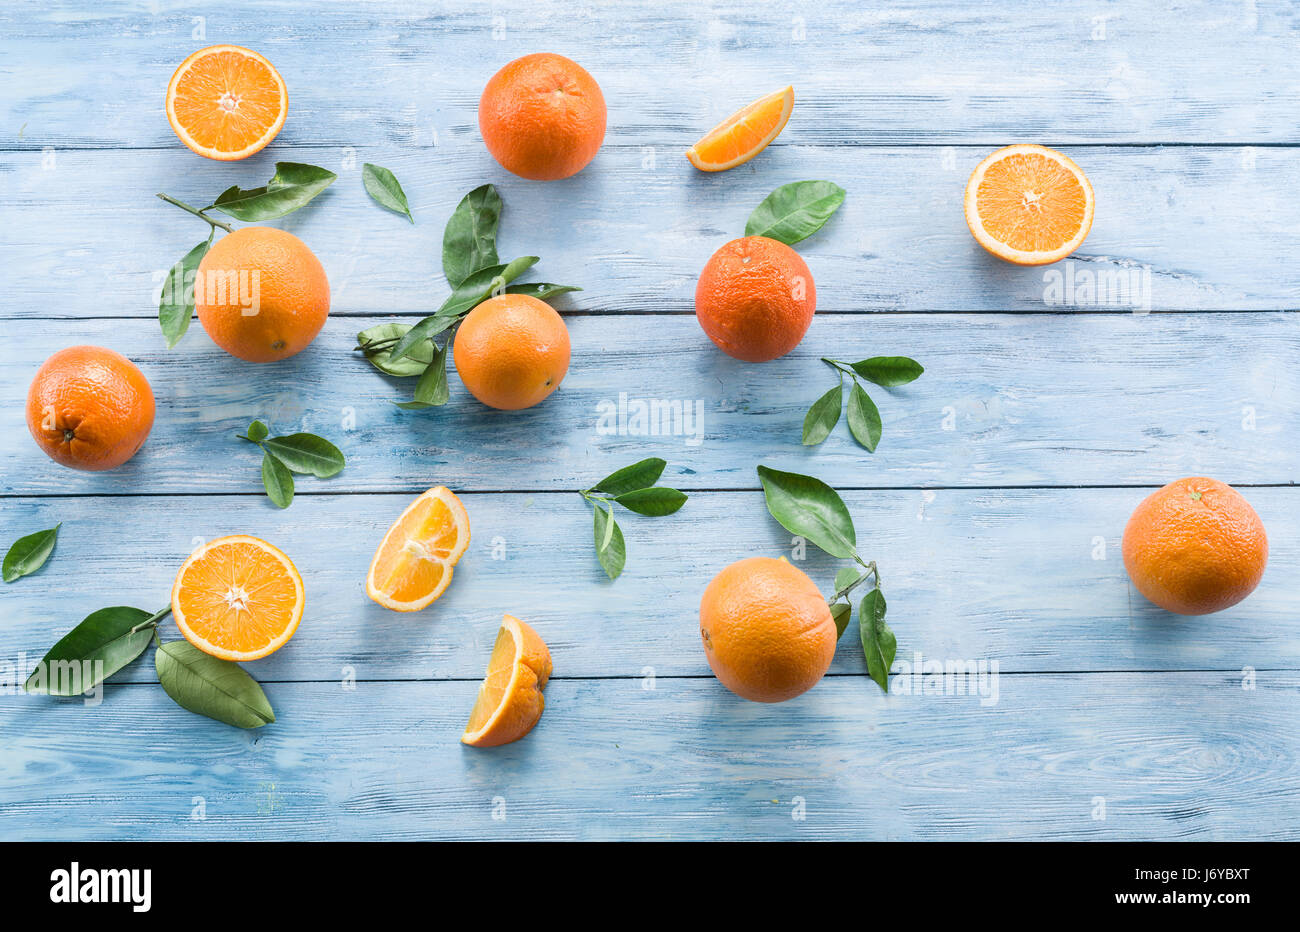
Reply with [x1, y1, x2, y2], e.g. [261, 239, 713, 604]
[3, 145, 1300, 315]
[2, 488, 1294, 682]
[3, 1, 1298, 148]
[1, 673, 1294, 840]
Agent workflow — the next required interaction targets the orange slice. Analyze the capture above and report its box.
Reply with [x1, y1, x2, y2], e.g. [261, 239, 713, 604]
[366, 486, 470, 612]
[166, 45, 288, 161]
[686, 86, 794, 172]
[964, 144, 1095, 265]
[171, 535, 304, 661]
[462, 615, 552, 747]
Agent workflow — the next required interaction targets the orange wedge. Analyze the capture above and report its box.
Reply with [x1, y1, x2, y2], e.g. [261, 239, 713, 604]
[686, 86, 794, 172]
[366, 486, 470, 612]
[462, 615, 552, 747]
[171, 535, 304, 661]
[964, 144, 1095, 265]
[166, 45, 288, 161]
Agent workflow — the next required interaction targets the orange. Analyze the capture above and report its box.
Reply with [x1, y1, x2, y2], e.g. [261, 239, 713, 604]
[695, 236, 816, 363]
[453, 293, 571, 410]
[964, 144, 1095, 265]
[686, 86, 793, 172]
[462, 614, 552, 747]
[171, 535, 304, 661]
[478, 53, 606, 181]
[699, 557, 836, 703]
[195, 227, 330, 363]
[26, 346, 155, 472]
[1122, 478, 1268, 616]
[366, 486, 471, 612]
[166, 45, 288, 161]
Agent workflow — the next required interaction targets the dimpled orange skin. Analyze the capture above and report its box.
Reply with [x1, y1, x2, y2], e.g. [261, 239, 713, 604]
[695, 236, 816, 363]
[699, 557, 837, 703]
[195, 227, 330, 363]
[26, 346, 155, 471]
[478, 53, 607, 181]
[1122, 477, 1268, 616]
[453, 293, 571, 410]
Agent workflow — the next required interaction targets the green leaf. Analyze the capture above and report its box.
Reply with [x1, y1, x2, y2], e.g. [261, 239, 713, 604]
[505, 283, 582, 300]
[245, 419, 269, 442]
[394, 343, 450, 410]
[755, 465, 857, 559]
[802, 384, 842, 445]
[362, 163, 413, 222]
[24, 606, 154, 695]
[442, 184, 502, 286]
[592, 504, 627, 580]
[259, 433, 346, 478]
[4, 524, 60, 583]
[159, 237, 211, 349]
[385, 314, 459, 365]
[615, 487, 688, 517]
[830, 602, 851, 639]
[859, 587, 896, 693]
[834, 566, 866, 593]
[744, 180, 846, 245]
[356, 323, 435, 377]
[211, 162, 337, 221]
[850, 356, 924, 387]
[591, 458, 667, 496]
[261, 451, 294, 508]
[155, 640, 275, 729]
[438, 256, 539, 317]
[847, 383, 883, 452]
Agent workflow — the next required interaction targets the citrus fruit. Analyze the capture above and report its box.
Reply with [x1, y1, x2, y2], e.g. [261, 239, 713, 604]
[478, 53, 606, 181]
[1122, 477, 1268, 616]
[686, 86, 793, 172]
[462, 614, 552, 747]
[964, 144, 1095, 265]
[26, 346, 155, 472]
[166, 45, 288, 161]
[171, 535, 304, 661]
[453, 293, 571, 410]
[195, 227, 330, 363]
[366, 486, 471, 612]
[699, 556, 837, 703]
[695, 236, 816, 362]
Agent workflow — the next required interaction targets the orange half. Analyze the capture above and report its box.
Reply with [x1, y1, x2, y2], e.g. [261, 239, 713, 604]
[171, 535, 304, 661]
[964, 144, 1095, 265]
[462, 615, 552, 748]
[166, 45, 288, 161]
[366, 486, 471, 612]
[686, 86, 793, 172]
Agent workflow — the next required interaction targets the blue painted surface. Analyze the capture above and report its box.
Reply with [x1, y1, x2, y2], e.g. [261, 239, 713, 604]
[1, 1, 1297, 841]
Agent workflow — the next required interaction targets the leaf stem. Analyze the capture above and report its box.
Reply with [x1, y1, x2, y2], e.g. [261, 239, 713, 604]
[130, 604, 172, 634]
[157, 193, 234, 233]
[828, 560, 880, 604]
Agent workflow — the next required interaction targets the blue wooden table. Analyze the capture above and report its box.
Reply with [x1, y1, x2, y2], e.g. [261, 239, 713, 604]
[1, 0, 1297, 841]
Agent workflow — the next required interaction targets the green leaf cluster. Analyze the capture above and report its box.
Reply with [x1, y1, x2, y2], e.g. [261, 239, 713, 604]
[803, 357, 924, 452]
[239, 419, 346, 508]
[580, 458, 688, 580]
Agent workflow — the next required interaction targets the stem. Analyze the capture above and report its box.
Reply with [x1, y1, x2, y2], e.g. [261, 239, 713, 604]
[156, 193, 234, 233]
[130, 605, 172, 634]
[827, 561, 880, 604]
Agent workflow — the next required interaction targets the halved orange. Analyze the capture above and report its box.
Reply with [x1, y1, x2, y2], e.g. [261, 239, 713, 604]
[166, 45, 288, 161]
[171, 535, 304, 661]
[366, 486, 470, 612]
[686, 86, 794, 172]
[462, 615, 552, 747]
[964, 144, 1095, 265]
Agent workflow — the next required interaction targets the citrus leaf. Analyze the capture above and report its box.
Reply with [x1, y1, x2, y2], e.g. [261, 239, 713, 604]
[830, 602, 851, 639]
[850, 356, 924, 387]
[261, 451, 294, 508]
[834, 566, 867, 594]
[802, 384, 842, 445]
[245, 419, 269, 442]
[614, 487, 688, 517]
[438, 256, 540, 318]
[211, 162, 337, 221]
[756, 465, 857, 559]
[859, 587, 896, 693]
[505, 283, 582, 300]
[24, 606, 154, 696]
[593, 504, 626, 580]
[847, 383, 882, 452]
[259, 433, 345, 478]
[155, 640, 275, 729]
[159, 237, 210, 349]
[356, 323, 434, 377]
[362, 163, 413, 222]
[744, 180, 846, 245]
[395, 343, 450, 410]
[3, 524, 60, 583]
[591, 458, 667, 496]
[385, 314, 458, 365]
[442, 184, 501, 286]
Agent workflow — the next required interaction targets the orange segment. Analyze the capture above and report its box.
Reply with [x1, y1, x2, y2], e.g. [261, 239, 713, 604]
[964, 144, 1095, 265]
[171, 535, 304, 661]
[462, 615, 552, 748]
[166, 45, 287, 161]
[686, 86, 793, 172]
[366, 486, 470, 612]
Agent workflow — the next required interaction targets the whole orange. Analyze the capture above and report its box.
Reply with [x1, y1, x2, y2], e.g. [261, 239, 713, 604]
[1122, 477, 1268, 615]
[26, 345, 155, 471]
[695, 236, 816, 362]
[195, 227, 330, 363]
[453, 293, 571, 410]
[478, 53, 606, 181]
[699, 556, 837, 703]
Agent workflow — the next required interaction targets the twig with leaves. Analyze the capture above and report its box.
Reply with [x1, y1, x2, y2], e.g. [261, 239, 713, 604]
[579, 458, 688, 580]
[237, 419, 346, 508]
[802, 356, 924, 451]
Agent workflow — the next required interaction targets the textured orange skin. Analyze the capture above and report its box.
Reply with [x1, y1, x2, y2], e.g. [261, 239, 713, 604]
[195, 227, 330, 363]
[479, 53, 606, 181]
[26, 346, 155, 471]
[695, 236, 816, 363]
[453, 294, 571, 410]
[464, 616, 553, 748]
[1122, 477, 1268, 616]
[699, 557, 837, 703]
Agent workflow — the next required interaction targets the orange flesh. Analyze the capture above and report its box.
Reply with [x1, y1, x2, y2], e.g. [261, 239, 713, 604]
[465, 626, 516, 734]
[175, 541, 299, 654]
[170, 49, 284, 155]
[976, 152, 1088, 252]
[370, 495, 462, 603]
[688, 87, 792, 170]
